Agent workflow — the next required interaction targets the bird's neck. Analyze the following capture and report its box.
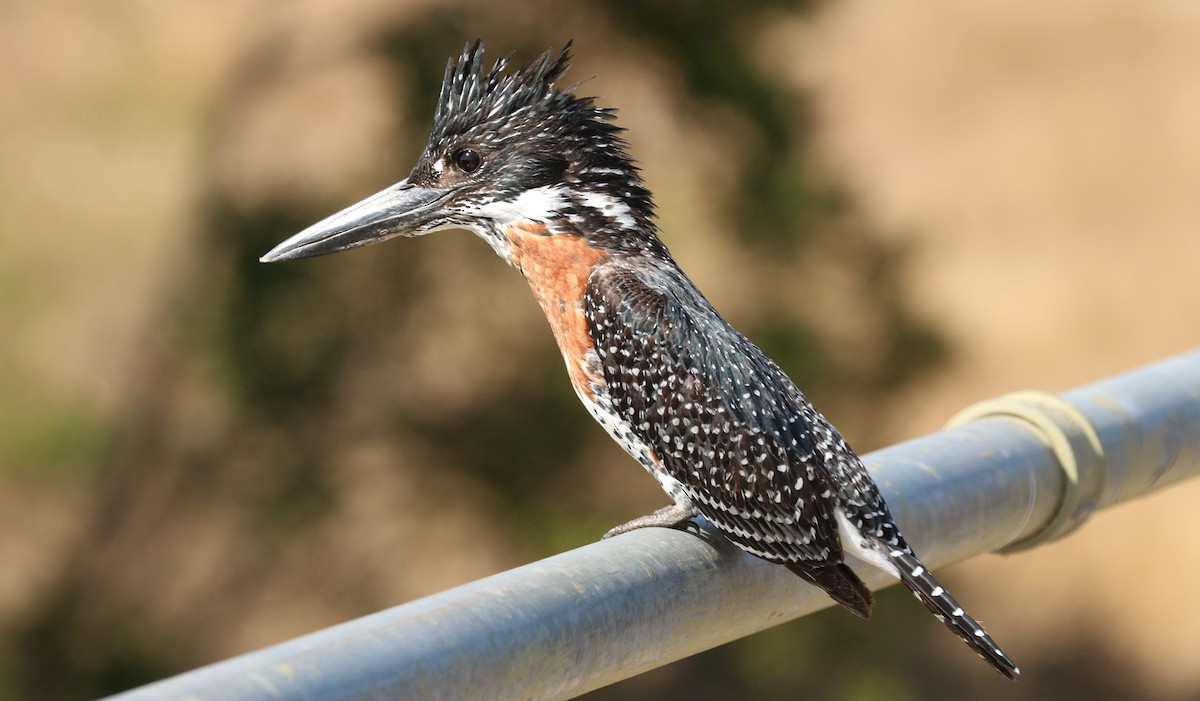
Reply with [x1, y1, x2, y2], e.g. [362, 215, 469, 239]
[502, 222, 609, 399]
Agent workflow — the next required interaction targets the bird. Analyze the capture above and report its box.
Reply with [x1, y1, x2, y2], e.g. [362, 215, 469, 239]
[261, 40, 1018, 679]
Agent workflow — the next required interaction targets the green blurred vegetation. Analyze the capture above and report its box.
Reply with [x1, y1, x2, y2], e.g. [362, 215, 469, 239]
[8, 2, 1148, 700]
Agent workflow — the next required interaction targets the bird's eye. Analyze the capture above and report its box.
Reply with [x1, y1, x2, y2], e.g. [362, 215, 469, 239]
[452, 148, 482, 173]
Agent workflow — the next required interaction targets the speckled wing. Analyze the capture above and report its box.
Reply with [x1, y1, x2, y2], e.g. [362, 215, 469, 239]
[583, 261, 848, 567]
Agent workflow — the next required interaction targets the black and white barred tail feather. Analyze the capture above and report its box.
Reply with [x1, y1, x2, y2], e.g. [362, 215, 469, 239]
[890, 550, 1019, 679]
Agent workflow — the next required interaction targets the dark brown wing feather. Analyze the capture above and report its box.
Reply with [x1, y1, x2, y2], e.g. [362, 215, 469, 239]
[583, 261, 850, 570]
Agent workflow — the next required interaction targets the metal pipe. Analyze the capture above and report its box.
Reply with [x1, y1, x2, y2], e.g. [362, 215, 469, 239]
[104, 350, 1200, 701]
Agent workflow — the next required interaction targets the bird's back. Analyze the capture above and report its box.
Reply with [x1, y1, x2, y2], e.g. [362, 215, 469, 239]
[582, 256, 887, 567]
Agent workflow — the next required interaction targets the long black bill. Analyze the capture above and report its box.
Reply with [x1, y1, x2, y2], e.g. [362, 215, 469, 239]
[260, 180, 452, 262]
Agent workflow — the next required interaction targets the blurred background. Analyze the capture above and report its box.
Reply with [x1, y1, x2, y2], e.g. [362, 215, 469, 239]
[2, 0, 1198, 699]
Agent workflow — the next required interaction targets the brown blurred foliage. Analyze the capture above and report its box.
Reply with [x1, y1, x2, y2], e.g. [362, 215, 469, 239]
[1, 1, 1197, 700]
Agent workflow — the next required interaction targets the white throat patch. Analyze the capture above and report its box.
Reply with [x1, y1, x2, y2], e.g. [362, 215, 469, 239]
[464, 185, 568, 227]
[457, 184, 569, 265]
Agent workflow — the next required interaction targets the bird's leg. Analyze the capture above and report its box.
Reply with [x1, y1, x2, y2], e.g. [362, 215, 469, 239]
[602, 503, 699, 539]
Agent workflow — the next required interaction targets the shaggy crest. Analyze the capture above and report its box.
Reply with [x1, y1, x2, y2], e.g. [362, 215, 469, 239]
[430, 41, 585, 149]
[421, 40, 657, 248]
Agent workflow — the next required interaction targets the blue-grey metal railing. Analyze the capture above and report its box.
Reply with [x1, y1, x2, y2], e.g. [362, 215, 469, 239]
[104, 350, 1200, 701]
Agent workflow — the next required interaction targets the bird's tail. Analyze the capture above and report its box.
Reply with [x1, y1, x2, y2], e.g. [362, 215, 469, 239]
[889, 549, 1020, 679]
[786, 562, 874, 619]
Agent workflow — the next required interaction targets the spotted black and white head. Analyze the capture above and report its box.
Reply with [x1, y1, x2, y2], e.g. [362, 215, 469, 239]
[261, 40, 663, 264]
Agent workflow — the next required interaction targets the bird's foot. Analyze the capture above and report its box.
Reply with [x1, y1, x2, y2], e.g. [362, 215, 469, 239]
[602, 503, 699, 539]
